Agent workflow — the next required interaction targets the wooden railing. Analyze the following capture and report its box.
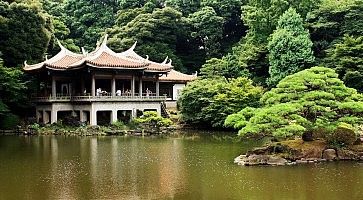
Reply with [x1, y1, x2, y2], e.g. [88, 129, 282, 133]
[33, 93, 167, 102]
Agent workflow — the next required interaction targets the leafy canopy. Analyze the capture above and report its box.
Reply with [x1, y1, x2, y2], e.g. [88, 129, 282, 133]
[0, 58, 26, 114]
[178, 77, 263, 128]
[64, 0, 120, 50]
[330, 35, 363, 92]
[307, 0, 363, 61]
[0, 1, 52, 66]
[108, 7, 185, 70]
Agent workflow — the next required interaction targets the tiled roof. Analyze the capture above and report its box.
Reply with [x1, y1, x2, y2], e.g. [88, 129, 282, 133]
[159, 70, 197, 82]
[24, 41, 85, 71]
[87, 52, 147, 68]
[24, 35, 173, 72]
[47, 55, 85, 69]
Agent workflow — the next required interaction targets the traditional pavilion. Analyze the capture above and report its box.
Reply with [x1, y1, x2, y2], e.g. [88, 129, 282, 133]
[24, 35, 196, 125]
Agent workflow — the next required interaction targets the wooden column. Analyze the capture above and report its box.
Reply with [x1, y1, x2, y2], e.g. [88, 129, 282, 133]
[111, 110, 118, 123]
[90, 109, 97, 126]
[42, 110, 48, 124]
[36, 110, 41, 123]
[81, 76, 85, 95]
[131, 75, 135, 96]
[156, 78, 160, 96]
[51, 76, 56, 98]
[111, 75, 116, 97]
[139, 76, 143, 97]
[91, 74, 95, 97]
[51, 110, 57, 124]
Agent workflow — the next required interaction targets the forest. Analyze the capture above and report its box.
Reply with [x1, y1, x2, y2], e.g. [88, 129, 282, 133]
[0, 0, 362, 142]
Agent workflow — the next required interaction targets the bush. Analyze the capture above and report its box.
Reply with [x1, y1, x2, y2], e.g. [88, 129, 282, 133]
[111, 120, 127, 129]
[133, 111, 173, 127]
[326, 123, 358, 146]
[29, 123, 40, 131]
[178, 77, 263, 128]
[0, 113, 20, 129]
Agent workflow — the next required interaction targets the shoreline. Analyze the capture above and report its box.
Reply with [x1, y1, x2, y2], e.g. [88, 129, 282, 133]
[234, 139, 363, 166]
[0, 124, 179, 137]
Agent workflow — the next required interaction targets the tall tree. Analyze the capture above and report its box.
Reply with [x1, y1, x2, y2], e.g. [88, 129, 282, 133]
[0, 58, 26, 115]
[41, 0, 79, 55]
[201, 0, 246, 50]
[64, 0, 120, 50]
[108, 7, 186, 71]
[267, 8, 315, 86]
[198, 0, 319, 86]
[187, 6, 224, 59]
[329, 35, 363, 92]
[307, 0, 363, 63]
[0, 1, 52, 66]
[242, 0, 318, 44]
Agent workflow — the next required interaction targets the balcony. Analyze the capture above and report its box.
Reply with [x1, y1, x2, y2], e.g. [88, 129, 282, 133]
[33, 93, 167, 103]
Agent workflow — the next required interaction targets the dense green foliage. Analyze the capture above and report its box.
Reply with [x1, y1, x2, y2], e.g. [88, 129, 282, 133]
[329, 35, 363, 92]
[307, 0, 363, 62]
[133, 111, 173, 127]
[0, 1, 52, 66]
[0, 58, 26, 128]
[108, 7, 186, 70]
[267, 8, 315, 86]
[178, 77, 263, 128]
[225, 67, 363, 140]
[63, 0, 120, 51]
[0, 0, 363, 136]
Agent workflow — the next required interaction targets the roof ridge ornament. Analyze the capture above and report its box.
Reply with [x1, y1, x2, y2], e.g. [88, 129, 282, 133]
[161, 56, 169, 64]
[145, 55, 149, 60]
[130, 41, 137, 51]
[81, 47, 88, 55]
[57, 39, 66, 51]
[101, 34, 108, 48]
[167, 59, 172, 66]
[24, 60, 28, 66]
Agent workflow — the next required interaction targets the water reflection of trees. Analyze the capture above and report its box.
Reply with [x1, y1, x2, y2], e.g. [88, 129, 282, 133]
[2, 136, 363, 199]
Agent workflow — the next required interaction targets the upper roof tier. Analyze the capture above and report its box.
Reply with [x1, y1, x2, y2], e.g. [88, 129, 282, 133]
[23, 35, 173, 73]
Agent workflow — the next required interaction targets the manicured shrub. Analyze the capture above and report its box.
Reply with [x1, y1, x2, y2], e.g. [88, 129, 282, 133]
[326, 123, 358, 146]
[133, 111, 173, 127]
[226, 67, 363, 141]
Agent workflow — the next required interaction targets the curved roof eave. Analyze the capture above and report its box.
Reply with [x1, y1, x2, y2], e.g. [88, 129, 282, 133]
[85, 63, 148, 70]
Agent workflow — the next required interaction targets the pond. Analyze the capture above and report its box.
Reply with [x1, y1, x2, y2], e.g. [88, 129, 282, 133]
[0, 132, 362, 200]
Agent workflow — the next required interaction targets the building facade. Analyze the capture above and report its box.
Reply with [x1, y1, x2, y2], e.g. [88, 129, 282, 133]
[24, 35, 196, 125]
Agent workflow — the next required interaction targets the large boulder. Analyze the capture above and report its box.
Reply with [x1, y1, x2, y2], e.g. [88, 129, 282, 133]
[267, 156, 288, 166]
[234, 154, 288, 166]
[245, 154, 269, 165]
[337, 149, 360, 160]
[322, 149, 337, 161]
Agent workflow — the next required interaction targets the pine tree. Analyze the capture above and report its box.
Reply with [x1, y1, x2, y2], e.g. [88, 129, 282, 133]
[267, 8, 315, 86]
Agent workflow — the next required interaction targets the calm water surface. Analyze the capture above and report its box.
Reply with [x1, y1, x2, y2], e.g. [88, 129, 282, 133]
[0, 132, 362, 200]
